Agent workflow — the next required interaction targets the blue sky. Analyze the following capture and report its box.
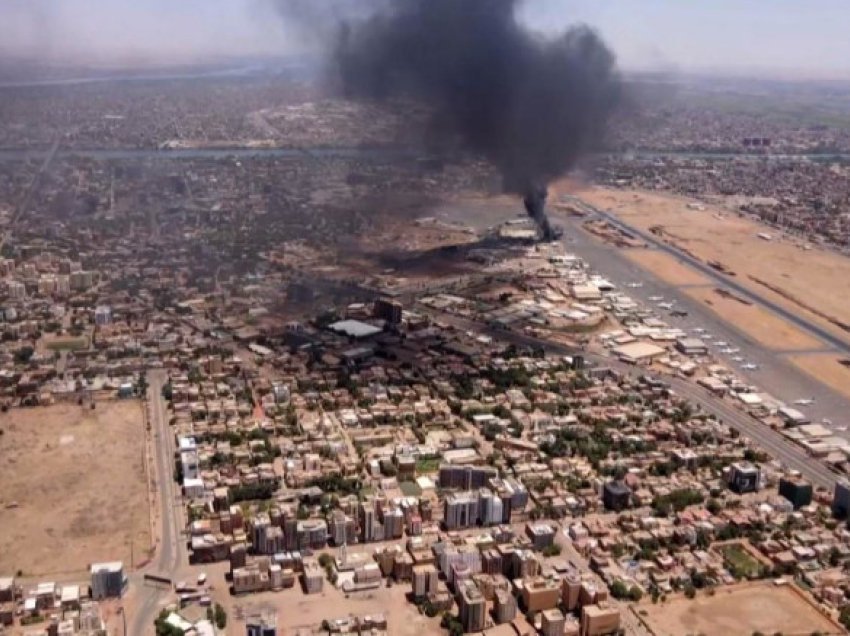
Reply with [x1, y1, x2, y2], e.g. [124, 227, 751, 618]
[1, 0, 848, 77]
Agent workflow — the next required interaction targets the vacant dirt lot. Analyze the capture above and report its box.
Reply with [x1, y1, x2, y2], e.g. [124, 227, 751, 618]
[222, 580, 443, 636]
[624, 248, 712, 287]
[639, 582, 841, 636]
[0, 401, 150, 577]
[578, 186, 850, 347]
[789, 353, 850, 401]
[685, 287, 825, 351]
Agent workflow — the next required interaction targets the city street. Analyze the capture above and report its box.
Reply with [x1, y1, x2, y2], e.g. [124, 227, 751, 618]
[129, 370, 183, 636]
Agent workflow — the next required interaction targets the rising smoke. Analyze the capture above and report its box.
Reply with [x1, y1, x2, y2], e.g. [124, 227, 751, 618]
[281, 0, 621, 240]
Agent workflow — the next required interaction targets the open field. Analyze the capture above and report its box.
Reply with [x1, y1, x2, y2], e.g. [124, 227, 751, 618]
[789, 353, 850, 401]
[222, 578, 443, 636]
[623, 248, 712, 287]
[0, 401, 150, 577]
[577, 186, 850, 347]
[639, 582, 842, 636]
[684, 286, 824, 351]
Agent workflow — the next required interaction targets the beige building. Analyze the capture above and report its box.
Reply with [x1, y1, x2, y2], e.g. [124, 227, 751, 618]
[521, 576, 560, 612]
[580, 603, 620, 636]
[542, 608, 567, 636]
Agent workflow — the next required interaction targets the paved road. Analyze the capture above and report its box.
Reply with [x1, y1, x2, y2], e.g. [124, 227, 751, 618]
[548, 207, 850, 426]
[426, 308, 837, 490]
[586, 201, 850, 356]
[553, 523, 653, 636]
[130, 370, 183, 636]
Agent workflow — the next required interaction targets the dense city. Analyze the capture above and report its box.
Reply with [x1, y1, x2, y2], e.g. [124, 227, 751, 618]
[4, 3, 850, 636]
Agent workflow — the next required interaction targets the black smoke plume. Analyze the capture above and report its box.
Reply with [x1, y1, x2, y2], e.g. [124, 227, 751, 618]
[282, 0, 621, 239]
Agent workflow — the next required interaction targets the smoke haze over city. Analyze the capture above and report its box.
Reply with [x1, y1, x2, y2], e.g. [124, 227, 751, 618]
[2, 0, 850, 78]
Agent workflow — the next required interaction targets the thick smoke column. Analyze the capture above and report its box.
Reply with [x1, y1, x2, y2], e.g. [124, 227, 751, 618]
[331, 0, 621, 240]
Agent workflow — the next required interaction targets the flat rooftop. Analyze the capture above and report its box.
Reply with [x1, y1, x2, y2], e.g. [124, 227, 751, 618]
[328, 319, 382, 339]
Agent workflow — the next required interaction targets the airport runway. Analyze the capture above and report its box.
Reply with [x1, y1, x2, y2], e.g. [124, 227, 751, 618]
[554, 208, 850, 432]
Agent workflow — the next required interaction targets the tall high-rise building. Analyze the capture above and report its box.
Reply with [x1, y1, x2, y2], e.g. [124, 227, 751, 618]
[359, 501, 378, 542]
[458, 581, 486, 633]
[494, 588, 517, 624]
[444, 491, 480, 530]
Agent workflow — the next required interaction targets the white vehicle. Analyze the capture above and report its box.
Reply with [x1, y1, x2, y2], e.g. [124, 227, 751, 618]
[727, 347, 740, 354]
[732, 356, 744, 362]
[721, 347, 735, 354]
[741, 363, 760, 370]
[649, 296, 663, 301]
[822, 418, 833, 425]
[658, 302, 674, 310]
[692, 327, 706, 333]
[793, 398, 815, 406]
[627, 282, 643, 288]
[715, 341, 728, 347]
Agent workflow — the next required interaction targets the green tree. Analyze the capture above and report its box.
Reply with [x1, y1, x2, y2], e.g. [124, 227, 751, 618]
[155, 610, 184, 636]
[610, 580, 629, 599]
[213, 603, 227, 629]
[14, 345, 34, 364]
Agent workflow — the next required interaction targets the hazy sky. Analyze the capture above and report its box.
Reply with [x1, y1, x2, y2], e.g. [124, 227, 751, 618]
[1, 0, 848, 77]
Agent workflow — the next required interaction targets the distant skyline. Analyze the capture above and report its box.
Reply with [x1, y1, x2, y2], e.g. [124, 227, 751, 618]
[1, 0, 849, 79]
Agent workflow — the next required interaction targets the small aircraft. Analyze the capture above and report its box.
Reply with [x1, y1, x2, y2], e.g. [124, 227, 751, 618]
[741, 362, 760, 370]
[658, 302, 674, 310]
[793, 398, 815, 406]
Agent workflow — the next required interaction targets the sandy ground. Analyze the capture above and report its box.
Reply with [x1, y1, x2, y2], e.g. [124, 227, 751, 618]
[0, 401, 150, 577]
[578, 186, 850, 347]
[639, 582, 841, 636]
[624, 248, 712, 287]
[222, 580, 443, 636]
[684, 287, 825, 351]
[789, 353, 850, 401]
